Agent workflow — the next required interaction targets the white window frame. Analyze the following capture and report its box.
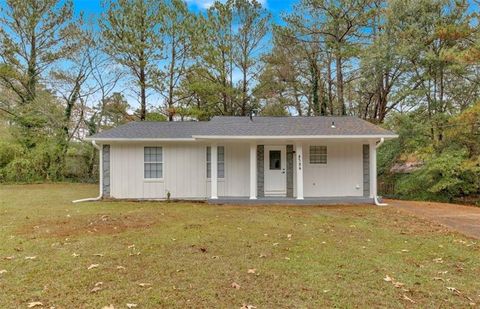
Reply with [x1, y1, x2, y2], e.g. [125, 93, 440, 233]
[207, 146, 225, 179]
[144, 146, 163, 180]
[309, 145, 327, 165]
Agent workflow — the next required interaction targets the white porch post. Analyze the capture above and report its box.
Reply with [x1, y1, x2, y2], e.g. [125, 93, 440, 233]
[211, 144, 218, 199]
[249, 144, 257, 199]
[369, 141, 377, 199]
[295, 143, 304, 200]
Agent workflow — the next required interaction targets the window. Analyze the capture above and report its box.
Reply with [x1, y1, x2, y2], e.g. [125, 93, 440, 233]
[269, 150, 281, 170]
[207, 146, 225, 178]
[309, 145, 327, 164]
[144, 147, 163, 179]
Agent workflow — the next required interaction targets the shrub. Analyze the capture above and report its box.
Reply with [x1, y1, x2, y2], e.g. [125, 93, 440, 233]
[396, 148, 480, 201]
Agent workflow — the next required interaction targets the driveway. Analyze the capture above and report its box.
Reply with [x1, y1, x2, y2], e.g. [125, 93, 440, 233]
[387, 199, 480, 239]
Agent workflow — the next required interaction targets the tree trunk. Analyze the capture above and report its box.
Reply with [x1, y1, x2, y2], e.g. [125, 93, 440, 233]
[335, 52, 346, 115]
[139, 64, 147, 121]
[26, 32, 37, 103]
[327, 55, 334, 115]
[168, 36, 176, 122]
[310, 61, 320, 116]
[241, 66, 248, 116]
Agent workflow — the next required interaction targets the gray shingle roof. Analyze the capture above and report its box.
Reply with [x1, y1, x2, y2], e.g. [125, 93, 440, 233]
[88, 116, 396, 140]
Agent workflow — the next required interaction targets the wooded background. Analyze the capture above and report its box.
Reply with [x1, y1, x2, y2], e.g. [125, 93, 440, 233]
[0, 0, 479, 203]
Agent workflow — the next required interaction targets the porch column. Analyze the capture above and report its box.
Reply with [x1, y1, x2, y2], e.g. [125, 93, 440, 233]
[369, 141, 377, 199]
[295, 143, 304, 200]
[211, 144, 218, 199]
[249, 144, 257, 199]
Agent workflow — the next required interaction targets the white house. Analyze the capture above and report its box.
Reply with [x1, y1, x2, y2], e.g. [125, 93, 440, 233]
[81, 116, 397, 205]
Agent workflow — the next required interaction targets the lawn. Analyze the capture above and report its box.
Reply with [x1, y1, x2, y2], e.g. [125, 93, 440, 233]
[1, 184, 479, 308]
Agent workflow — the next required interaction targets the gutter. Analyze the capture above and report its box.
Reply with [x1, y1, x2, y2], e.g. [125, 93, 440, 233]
[374, 138, 388, 206]
[73, 141, 103, 203]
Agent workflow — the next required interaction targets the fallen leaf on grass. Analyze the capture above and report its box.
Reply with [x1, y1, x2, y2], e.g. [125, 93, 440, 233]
[433, 257, 443, 263]
[211, 256, 220, 259]
[102, 305, 114, 309]
[27, 302, 43, 308]
[393, 282, 405, 288]
[116, 266, 126, 270]
[25, 256, 37, 260]
[94, 253, 104, 257]
[240, 305, 256, 309]
[0, 269, 7, 275]
[401, 249, 409, 253]
[272, 243, 279, 246]
[287, 234, 292, 239]
[259, 254, 266, 258]
[402, 295, 415, 303]
[91, 286, 102, 293]
[447, 287, 461, 295]
[433, 277, 445, 282]
[4, 256, 14, 260]
[126, 304, 137, 308]
[87, 264, 99, 270]
[138, 283, 152, 287]
[231, 282, 241, 289]
[384, 275, 405, 289]
[128, 244, 135, 249]
[247, 269, 256, 274]
[72, 253, 79, 257]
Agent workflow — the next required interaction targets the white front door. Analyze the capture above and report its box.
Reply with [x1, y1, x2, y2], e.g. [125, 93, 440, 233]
[264, 146, 286, 196]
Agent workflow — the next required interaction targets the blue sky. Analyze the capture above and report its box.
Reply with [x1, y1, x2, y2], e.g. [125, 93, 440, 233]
[75, 0, 295, 22]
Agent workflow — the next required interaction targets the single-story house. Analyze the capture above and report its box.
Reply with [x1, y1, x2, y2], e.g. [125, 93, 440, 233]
[79, 116, 397, 205]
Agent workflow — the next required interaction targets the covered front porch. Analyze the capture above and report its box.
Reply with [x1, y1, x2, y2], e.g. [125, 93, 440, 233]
[208, 196, 375, 205]
[203, 138, 380, 203]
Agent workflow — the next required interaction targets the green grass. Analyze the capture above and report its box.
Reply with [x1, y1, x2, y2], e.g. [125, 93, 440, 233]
[1, 184, 479, 308]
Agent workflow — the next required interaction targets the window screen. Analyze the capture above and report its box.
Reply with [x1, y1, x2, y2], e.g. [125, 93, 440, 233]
[269, 150, 281, 170]
[206, 146, 225, 178]
[309, 146, 327, 164]
[144, 147, 163, 178]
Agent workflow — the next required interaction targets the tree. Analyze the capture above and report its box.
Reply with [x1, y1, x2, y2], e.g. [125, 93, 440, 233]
[233, 0, 270, 115]
[388, 0, 477, 142]
[0, 0, 80, 105]
[157, 0, 194, 121]
[101, 0, 162, 120]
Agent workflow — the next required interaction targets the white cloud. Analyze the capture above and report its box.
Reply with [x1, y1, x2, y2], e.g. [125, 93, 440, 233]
[186, 0, 267, 9]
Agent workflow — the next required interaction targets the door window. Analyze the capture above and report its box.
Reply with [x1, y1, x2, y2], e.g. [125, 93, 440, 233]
[269, 150, 281, 170]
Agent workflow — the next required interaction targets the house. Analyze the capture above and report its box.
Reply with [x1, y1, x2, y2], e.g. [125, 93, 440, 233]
[80, 116, 397, 205]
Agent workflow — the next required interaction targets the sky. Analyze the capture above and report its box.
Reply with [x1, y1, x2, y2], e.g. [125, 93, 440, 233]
[74, 0, 295, 22]
[68, 0, 296, 110]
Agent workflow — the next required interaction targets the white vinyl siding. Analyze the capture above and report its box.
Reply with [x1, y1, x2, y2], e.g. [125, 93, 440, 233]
[206, 146, 225, 178]
[144, 147, 163, 179]
[109, 141, 365, 199]
[309, 145, 327, 164]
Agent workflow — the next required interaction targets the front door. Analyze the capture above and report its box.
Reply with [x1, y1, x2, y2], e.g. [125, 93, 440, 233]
[264, 146, 286, 196]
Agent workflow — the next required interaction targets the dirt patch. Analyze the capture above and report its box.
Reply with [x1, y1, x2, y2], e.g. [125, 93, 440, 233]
[387, 199, 480, 239]
[17, 213, 158, 238]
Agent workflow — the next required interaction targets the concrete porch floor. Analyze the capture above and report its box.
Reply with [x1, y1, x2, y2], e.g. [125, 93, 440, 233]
[208, 196, 375, 205]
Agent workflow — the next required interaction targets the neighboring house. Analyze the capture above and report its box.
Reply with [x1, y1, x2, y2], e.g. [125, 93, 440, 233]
[84, 116, 397, 204]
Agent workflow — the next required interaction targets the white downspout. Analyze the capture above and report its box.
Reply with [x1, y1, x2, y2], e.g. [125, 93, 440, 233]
[374, 138, 388, 206]
[73, 140, 103, 203]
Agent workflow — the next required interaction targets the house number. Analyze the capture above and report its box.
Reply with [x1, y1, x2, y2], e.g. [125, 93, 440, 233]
[298, 154, 302, 170]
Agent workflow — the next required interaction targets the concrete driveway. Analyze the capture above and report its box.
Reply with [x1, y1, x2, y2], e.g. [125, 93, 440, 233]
[387, 199, 480, 239]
